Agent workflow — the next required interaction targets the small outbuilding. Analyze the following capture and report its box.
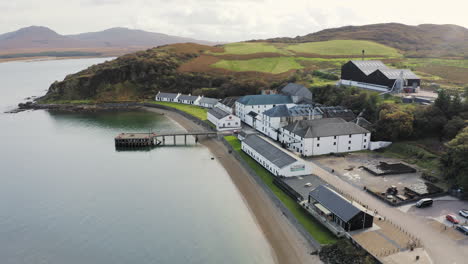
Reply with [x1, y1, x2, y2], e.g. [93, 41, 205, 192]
[197, 97, 220, 108]
[308, 185, 373, 231]
[155, 92, 180, 102]
[207, 107, 241, 131]
[177, 94, 201, 105]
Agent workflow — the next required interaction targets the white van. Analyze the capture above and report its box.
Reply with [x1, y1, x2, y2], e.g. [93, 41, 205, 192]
[416, 198, 433, 208]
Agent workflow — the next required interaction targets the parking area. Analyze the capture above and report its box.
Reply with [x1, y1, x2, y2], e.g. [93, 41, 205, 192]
[312, 152, 423, 191]
[399, 197, 468, 241]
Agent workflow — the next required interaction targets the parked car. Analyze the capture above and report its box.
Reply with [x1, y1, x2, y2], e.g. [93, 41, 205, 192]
[416, 198, 433, 208]
[446, 214, 460, 224]
[459, 209, 468, 218]
[456, 225, 468, 235]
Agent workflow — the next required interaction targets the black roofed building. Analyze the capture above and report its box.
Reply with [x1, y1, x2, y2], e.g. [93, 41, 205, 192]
[279, 118, 371, 156]
[207, 106, 241, 131]
[317, 106, 356, 121]
[241, 134, 313, 177]
[308, 185, 373, 232]
[340, 60, 420, 93]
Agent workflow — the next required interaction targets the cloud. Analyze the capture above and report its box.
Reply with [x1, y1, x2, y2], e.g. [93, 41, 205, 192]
[1, 0, 467, 42]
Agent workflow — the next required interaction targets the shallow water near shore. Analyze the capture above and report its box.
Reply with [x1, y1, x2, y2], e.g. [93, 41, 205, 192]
[0, 59, 275, 264]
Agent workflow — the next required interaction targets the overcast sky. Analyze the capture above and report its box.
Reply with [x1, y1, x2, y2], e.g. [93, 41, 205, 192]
[1, 0, 467, 42]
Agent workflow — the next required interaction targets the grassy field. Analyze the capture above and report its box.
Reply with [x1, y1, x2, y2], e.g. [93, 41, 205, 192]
[147, 101, 208, 120]
[224, 136, 337, 245]
[212, 57, 303, 74]
[286, 40, 402, 57]
[210, 42, 285, 55]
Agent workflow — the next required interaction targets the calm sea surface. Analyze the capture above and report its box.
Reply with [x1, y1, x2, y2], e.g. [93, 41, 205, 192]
[0, 58, 274, 264]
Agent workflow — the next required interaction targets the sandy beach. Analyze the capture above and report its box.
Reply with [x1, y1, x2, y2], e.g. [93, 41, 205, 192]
[144, 107, 322, 264]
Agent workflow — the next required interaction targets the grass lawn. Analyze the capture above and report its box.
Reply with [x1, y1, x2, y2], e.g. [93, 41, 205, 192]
[146, 101, 208, 120]
[212, 57, 303, 74]
[286, 40, 402, 57]
[224, 136, 337, 245]
[210, 42, 285, 55]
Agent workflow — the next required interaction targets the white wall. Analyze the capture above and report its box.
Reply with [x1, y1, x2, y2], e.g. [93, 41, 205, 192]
[241, 140, 312, 177]
[207, 112, 241, 131]
[216, 102, 234, 114]
[279, 129, 371, 156]
[235, 102, 295, 126]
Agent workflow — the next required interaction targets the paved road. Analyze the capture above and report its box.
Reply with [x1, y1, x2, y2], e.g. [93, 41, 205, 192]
[309, 160, 468, 264]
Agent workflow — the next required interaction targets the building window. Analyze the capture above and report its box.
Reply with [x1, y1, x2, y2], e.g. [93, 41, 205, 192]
[334, 136, 337, 139]
[333, 142, 336, 146]
[317, 137, 320, 141]
[364, 139, 367, 142]
[348, 141, 351, 144]
[317, 144, 320, 147]
[364, 133, 367, 136]
[348, 147, 351, 150]
[364, 145, 367, 149]
[349, 134, 352, 138]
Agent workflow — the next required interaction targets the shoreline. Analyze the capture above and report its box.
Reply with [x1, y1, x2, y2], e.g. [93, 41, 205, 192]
[143, 106, 322, 264]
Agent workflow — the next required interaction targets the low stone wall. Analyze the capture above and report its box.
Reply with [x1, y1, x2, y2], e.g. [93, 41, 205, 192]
[220, 137, 322, 251]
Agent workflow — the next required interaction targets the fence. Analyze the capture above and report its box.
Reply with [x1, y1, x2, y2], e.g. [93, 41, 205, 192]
[220, 137, 322, 251]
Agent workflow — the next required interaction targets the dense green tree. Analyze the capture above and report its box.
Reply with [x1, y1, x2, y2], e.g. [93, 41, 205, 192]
[412, 105, 447, 138]
[434, 89, 451, 115]
[449, 94, 463, 117]
[374, 103, 414, 141]
[443, 116, 466, 139]
[441, 127, 468, 197]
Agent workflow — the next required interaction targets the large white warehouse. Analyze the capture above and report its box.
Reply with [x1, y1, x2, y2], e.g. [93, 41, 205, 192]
[279, 118, 370, 156]
[241, 134, 313, 177]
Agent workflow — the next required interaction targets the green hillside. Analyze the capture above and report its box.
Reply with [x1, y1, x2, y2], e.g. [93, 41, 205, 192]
[285, 40, 401, 57]
[212, 57, 302, 74]
[211, 42, 285, 55]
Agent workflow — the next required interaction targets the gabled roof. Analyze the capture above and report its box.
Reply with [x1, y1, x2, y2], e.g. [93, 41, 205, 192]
[237, 94, 293, 106]
[350, 60, 388, 75]
[178, 94, 199, 101]
[282, 118, 369, 138]
[208, 107, 230, 119]
[375, 69, 420, 80]
[309, 185, 362, 222]
[243, 134, 297, 168]
[263, 105, 290, 117]
[156, 92, 179, 99]
[281, 83, 312, 100]
[219, 97, 240, 108]
[199, 97, 219, 105]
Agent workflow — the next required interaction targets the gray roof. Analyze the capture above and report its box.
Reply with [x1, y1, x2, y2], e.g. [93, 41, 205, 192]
[243, 134, 297, 168]
[219, 97, 240, 108]
[318, 106, 356, 121]
[156, 92, 179, 99]
[376, 69, 420, 80]
[208, 107, 230, 119]
[199, 97, 219, 105]
[178, 94, 199, 101]
[288, 105, 320, 117]
[237, 94, 293, 105]
[281, 83, 313, 100]
[350, 60, 388, 75]
[283, 118, 369, 138]
[309, 185, 362, 222]
[263, 105, 290, 117]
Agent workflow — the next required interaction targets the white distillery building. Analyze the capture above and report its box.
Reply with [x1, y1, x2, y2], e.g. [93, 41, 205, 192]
[241, 134, 313, 177]
[176, 94, 201, 105]
[216, 96, 239, 114]
[155, 92, 180, 102]
[256, 104, 323, 141]
[197, 97, 220, 108]
[279, 118, 370, 156]
[235, 94, 294, 127]
[207, 107, 241, 131]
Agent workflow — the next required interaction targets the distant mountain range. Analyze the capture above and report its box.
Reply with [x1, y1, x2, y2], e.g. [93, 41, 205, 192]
[0, 26, 215, 55]
[265, 23, 468, 57]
